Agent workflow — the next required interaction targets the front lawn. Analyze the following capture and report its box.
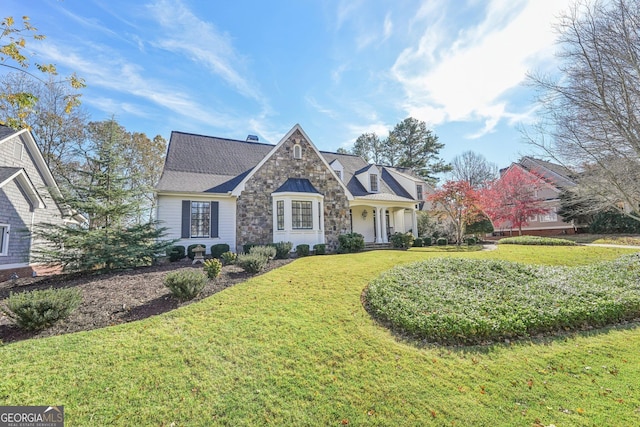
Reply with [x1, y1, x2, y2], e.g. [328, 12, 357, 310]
[1, 245, 639, 426]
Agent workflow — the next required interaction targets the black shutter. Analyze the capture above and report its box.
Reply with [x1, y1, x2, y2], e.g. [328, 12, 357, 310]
[181, 200, 191, 238]
[210, 201, 219, 238]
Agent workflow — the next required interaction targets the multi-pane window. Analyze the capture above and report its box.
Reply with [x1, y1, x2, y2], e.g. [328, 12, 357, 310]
[0, 225, 8, 256]
[292, 201, 312, 229]
[540, 208, 558, 222]
[416, 184, 423, 200]
[370, 174, 378, 192]
[277, 200, 285, 230]
[191, 202, 210, 237]
[335, 170, 342, 180]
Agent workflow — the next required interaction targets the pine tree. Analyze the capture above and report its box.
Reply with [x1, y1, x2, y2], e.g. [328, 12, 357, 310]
[32, 118, 173, 272]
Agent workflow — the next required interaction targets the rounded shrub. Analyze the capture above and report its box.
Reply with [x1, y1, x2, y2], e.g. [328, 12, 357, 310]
[236, 253, 268, 274]
[313, 243, 326, 255]
[338, 232, 365, 253]
[498, 236, 576, 246]
[465, 237, 477, 245]
[250, 245, 276, 260]
[413, 238, 423, 247]
[203, 258, 222, 279]
[296, 244, 310, 257]
[364, 254, 640, 345]
[167, 245, 186, 262]
[2, 287, 82, 331]
[436, 237, 448, 246]
[163, 270, 208, 300]
[210, 244, 230, 259]
[274, 241, 293, 259]
[422, 236, 432, 246]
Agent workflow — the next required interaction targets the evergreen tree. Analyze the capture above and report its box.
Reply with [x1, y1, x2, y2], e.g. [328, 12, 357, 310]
[32, 118, 173, 273]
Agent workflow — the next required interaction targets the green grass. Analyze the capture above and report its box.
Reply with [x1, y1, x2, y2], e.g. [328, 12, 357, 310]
[1, 246, 640, 426]
[498, 235, 577, 245]
[557, 233, 640, 245]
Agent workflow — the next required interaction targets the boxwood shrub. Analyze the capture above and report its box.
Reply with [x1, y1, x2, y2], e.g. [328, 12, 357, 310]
[413, 238, 424, 247]
[313, 243, 326, 255]
[273, 241, 293, 259]
[338, 232, 365, 253]
[236, 253, 268, 274]
[499, 236, 576, 246]
[296, 244, 310, 257]
[167, 245, 186, 262]
[2, 287, 82, 330]
[436, 237, 447, 246]
[390, 232, 415, 249]
[210, 244, 230, 259]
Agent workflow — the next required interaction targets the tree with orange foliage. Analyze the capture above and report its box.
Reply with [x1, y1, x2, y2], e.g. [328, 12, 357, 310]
[428, 180, 481, 247]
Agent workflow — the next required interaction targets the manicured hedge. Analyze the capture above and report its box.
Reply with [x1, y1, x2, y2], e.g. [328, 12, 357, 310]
[498, 236, 576, 246]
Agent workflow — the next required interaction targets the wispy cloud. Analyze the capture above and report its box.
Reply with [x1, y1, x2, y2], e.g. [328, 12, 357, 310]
[146, 0, 266, 105]
[306, 96, 339, 119]
[392, 0, 573, 138]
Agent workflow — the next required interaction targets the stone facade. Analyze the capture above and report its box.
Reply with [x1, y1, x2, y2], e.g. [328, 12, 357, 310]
[236, 130, 350, 252]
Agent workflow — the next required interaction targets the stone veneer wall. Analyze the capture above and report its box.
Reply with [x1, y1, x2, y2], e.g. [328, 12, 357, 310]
[236, 129, 350, 252]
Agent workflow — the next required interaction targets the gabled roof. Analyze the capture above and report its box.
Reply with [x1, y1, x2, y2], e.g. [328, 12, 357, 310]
[156, 126, 428, 203]
[518, 156, 576, 189]
[0, 166, 45, 208]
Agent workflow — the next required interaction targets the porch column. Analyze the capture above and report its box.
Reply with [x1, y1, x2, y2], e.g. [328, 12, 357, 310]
[381, 207, 389, 243]
[375, 207, 383, 243]
[412, 208, 418, 237]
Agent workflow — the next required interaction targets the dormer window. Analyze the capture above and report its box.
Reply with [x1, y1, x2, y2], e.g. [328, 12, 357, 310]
[370, 174, 379, 192]
[336, 170, 342, 180]
[293, 144, 302, 159]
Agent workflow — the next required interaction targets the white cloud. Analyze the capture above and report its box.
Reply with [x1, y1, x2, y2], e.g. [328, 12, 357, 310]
[146, 0, 266, 105]
[392, 0, 573, 136]
[383, 12, 393, 41]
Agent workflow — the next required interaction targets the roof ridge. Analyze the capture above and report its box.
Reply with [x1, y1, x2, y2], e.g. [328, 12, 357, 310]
[170, 130, 276, 148]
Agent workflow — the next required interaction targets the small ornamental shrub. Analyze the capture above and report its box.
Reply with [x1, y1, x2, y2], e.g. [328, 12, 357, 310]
[499, 236, 576, 246]
[465, 237, 477, 245]
[390, 232, 415, 249]
[423, 237, 432, 246]
[243, 243, 257, 254]
[236, 254, 268, 274]
[436, 237, 447, 246]
[2, 287, 82, 331]
[187, 244, 207, 260]
[167, 245, 186, 262]
[220, 251, 237, 265]
[163, 270, 208, 300]
[250, 245, 277, 260]
[313, 243, 326, 255]
[203, 258, 222, 279]
[274, 241, 293, 259]
[413, 238, 423, 247]
[296, 244, 310, 257]
[338, 232, 365, 253]
[210, 244, 230, 259]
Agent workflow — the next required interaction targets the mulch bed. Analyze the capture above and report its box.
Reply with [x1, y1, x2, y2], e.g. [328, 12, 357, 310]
[0, 258, 293, 344]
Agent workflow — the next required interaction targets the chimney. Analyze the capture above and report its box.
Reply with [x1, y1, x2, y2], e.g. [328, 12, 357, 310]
[246, 134, 259, 142]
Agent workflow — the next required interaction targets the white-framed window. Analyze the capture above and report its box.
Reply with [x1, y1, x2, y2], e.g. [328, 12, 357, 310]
[293, 144, 302, 159]
[370, 174, 379, 192]
[335, 170, 342, 180]
[13, 141, 23, 159]
[292, 200, 313, 229]
[416, 184, 423, 200]
[276, 200, 285, 230]
[528, 215, 538, 222]
[0, 224, 9, 256]
[191, 201, 210, 237]
[540, 208, 558, 222]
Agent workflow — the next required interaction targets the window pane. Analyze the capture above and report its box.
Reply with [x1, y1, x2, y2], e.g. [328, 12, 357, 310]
[292, 201, 312, 229]
[277, 200, 284, 230]
[417, 184, 423, 200]
[370, 174, 378, 192]
[191, 202, 210, 237]
[0, 226, 5, 253]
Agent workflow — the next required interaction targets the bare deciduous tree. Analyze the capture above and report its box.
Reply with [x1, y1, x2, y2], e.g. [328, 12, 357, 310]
[450, 151, 497, 188]
[525, 0, 640, 222]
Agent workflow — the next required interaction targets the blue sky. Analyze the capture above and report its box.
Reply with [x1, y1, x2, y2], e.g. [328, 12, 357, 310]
[4, 0, 572, 169]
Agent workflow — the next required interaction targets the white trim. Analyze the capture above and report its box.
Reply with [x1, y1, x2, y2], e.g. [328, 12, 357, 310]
[272, 192, 325, 247]
[0, 262, 29, 270]
[230, 124, 353, 200]
[0, 224, 9, 256]
[0, 168, 45, 209]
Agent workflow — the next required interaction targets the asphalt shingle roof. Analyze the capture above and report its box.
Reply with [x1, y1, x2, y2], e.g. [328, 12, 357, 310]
[0, 125, 17, 142]
[274, 178, 320, 194]
[519, 156, 576, 189]
[157, 131, 424, 202]
[0, 166, 22, 186]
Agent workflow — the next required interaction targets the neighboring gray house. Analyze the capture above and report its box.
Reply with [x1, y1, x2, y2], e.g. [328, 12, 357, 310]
[0, 126, 67, 281]
[155, 124, 432, 253]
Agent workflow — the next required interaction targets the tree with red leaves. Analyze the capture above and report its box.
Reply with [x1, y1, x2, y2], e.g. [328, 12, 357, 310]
[479, 165, 549, 236]
[428, 180, 482, 247]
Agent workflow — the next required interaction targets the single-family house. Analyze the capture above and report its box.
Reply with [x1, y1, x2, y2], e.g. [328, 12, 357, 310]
[155, 124, 432, 253]
[0, 125, 67, 281]
[495, 156, 580, 236]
